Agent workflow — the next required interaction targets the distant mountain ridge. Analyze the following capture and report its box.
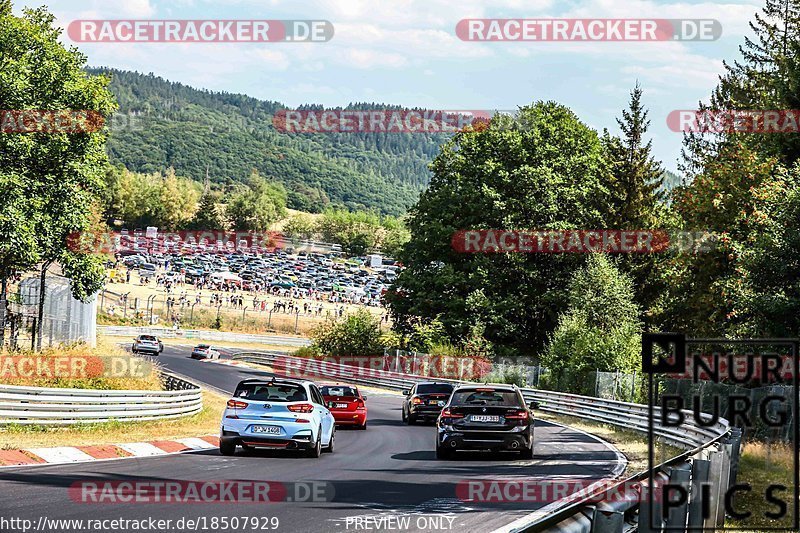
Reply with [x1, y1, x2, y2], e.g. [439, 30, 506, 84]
[89, 68, 450, 215]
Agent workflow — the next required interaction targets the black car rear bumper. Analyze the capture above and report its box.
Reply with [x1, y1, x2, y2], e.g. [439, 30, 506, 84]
[437, 428, 533, 451]
[409, 405, 445, 418]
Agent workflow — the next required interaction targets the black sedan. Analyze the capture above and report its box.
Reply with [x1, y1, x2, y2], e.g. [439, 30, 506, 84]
[435, 384, 535, 459]
[401, 382, 454, 424]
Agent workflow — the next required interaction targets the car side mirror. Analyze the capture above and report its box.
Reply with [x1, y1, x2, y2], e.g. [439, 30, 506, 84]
[529, 401, 540, 410]
[362, 395, 367, 401]
[401, 390, 410, 396]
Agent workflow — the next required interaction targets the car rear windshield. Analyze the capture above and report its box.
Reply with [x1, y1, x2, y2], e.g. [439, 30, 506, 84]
[139, 335, 157, 341]
[321, 386, 358, 398]
[233, 383, 308, 402]
[196, 344, 210, 349]
[450, 389, 522, 406]
[416, 384, 454, 394]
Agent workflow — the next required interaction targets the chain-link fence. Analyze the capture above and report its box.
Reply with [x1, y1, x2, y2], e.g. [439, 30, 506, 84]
[6, 275, 97, 349]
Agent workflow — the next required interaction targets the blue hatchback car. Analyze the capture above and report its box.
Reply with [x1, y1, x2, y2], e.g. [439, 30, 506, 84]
[220, 378, 335, 458]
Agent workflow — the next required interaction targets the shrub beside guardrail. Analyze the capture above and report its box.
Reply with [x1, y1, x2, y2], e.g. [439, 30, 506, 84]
[0, 371, 202, 426]
[232, 351, 737, 532]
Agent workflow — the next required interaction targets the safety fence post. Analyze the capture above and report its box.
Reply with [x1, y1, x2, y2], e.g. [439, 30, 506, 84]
[665, 462, 692, 530]
[688, 458, 710, 530]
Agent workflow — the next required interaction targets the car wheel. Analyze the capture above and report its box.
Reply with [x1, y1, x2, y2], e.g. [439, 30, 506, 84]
[131, 347, 137, 354]
[324, 429, 335, 453]
[406, 413, 416, 425]
[306, 430, 322, 458]
[219, 440, 236, 456]
[519, 444, 534, 459]
[358, 421, 367, 430]
[401, 407, 407, 423]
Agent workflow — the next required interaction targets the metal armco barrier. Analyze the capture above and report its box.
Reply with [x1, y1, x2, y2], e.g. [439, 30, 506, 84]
[0, 371, 202, 425]
[98, 325, 311, 347]
[232, 351, 738, 532]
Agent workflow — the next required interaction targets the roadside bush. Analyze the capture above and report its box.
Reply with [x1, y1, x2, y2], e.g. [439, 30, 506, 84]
[540, 255, 642, 393]
[293, 346, 321, 359]
[484, 365, 527, 387]
[309, 309, 384, 356]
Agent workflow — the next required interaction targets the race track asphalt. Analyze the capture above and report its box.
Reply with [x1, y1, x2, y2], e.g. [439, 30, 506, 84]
[0, 345, 625, 533]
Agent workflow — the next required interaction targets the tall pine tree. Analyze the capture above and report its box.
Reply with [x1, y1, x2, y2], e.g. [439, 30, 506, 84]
[602, 84, 669, 322]
[602, 83, 665, 229]
[684, 0, 800, 171]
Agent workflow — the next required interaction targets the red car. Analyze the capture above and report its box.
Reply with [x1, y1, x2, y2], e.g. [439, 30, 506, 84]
[320, 384, 368, 430]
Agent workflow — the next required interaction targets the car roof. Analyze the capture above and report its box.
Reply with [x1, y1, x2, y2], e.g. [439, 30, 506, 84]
[235, 377, 314, 387]
[453, 383, 518, 391]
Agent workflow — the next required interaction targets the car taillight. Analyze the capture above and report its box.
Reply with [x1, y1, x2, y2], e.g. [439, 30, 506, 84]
[411, 397, 423, 405]
[295, 418, 311, 423]
[227, 400, 248, 409]
[506, 410, 529, 422]
[440, 408, 464, 418]
[356, 399, 366, 410]
[288, 403, 314, 413]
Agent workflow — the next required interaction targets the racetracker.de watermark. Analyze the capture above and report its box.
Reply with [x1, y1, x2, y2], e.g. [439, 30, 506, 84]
[0, 110, 104, 133]
[451, 230, 717, 254]
[273, 354, 491, 382]
[69, 480, 333, 503]
[67, 20, 334, 43]
[66, 230, 286, 256]
[455, 19, 721, 41]
[0, 356, 151, 379]
[273, 109, 497, 134]
[668, 110, 800, 133]
[456, 478, 667, 503]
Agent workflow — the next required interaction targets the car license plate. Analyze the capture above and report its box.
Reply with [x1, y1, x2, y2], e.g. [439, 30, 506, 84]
[335, 403, 349, 408]
[251, 425, 281, 435]
[429, 400, 440, 405]
[471, 415, 499, 422]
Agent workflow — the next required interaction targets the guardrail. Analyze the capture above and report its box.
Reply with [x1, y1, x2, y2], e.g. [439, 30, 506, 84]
[98, 325, 311, 347]
[231, 351, 737, 531]
[0, 371, 202, 426]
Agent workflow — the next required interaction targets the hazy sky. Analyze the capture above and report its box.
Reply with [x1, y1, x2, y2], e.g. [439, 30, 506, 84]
[21, 0, 766, 173]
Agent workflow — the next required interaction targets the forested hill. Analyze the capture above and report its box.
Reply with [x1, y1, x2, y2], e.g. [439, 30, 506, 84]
[88, 67, 450, 215]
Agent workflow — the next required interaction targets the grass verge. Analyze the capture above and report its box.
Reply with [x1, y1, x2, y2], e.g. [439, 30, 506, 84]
[1, 338, 162, 390]
[726, 441, 795, 531]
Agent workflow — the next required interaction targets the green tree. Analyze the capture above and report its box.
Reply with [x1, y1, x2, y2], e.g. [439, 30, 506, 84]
[226, 171, 287, 231]
[541, 255, 642, 393]
[282, 213, 317, 241]
[683, 0, 800, 171]
[730, 163, 800, 337]
[601, 84, 669, 320]
[380, 217, 411, 257]
[310, 309, 384, 357]
[663, 144, 783, 336]
[387, 101, 613, 356]
[157, 168, 200, 230]
[316, 208, 381, 256]
[602, 83, 665, 229]
[190, 187, 227, 230]
[0, 3, 116, 348]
